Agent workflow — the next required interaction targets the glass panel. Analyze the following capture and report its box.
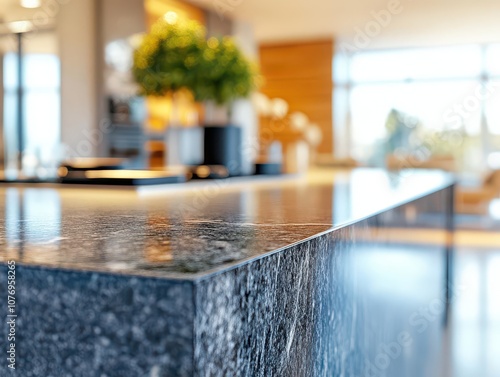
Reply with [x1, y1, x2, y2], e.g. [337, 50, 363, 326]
[333, 49, 350, 85]
[3, 92, 19, 171]
[2, 31, 60, 177]
[3, 48, 21, 172]
[0, 36, 18, 170]
[484, 79, 500, 168]
[350, 83, 400, 163]
[486, 44, 500, 77]
[350, 45, 482, 83]
[23, 54, 60, 89]
[24, 90, 61, 164]
[349, 80, 481, 171]
[3, 52, 18, 91]
[333, 87, 350, 157]
[485, 79, 500, 135]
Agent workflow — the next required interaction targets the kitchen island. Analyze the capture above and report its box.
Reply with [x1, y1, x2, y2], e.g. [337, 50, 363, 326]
[0, 169, 454, 377]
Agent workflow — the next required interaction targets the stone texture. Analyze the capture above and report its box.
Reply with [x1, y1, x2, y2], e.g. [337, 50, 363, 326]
[0, 169, 453, 278]
[0, 170, 454, 376]
[192, 189, 451, 376]
[0, 267, 195, 377]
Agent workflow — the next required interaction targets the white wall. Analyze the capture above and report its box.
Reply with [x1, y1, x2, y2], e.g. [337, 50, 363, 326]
[58, 0, 97, 158]
[101, 0, 146, 44]
[231, 20, 259, 175]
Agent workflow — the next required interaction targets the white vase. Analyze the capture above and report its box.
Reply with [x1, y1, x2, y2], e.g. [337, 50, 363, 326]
[204, 101, 229, 126]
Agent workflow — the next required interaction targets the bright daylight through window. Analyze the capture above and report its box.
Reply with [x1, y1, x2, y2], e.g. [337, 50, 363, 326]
[335, 44, 500, 176]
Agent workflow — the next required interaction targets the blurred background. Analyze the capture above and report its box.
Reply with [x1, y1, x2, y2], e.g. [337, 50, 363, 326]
[2, 0, 500, 174]
[1, 0, 500, 194]
[0, 1, 499, 375]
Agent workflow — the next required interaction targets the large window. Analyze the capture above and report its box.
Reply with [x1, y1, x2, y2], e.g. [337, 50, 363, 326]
[335, 44, 500, 174]
[2, 32, 60, 176]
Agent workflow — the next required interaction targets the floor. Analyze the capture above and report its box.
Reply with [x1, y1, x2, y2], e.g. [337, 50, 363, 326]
[448, 212, 500, 377]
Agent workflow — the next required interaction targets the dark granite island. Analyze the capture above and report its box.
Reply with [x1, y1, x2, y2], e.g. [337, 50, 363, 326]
[0, 169, 454, 377]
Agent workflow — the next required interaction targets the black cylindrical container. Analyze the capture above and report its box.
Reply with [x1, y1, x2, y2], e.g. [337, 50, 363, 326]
[203, 126, 242, 176]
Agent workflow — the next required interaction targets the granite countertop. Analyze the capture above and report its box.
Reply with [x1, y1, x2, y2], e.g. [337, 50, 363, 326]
[0, 168, 454, 280]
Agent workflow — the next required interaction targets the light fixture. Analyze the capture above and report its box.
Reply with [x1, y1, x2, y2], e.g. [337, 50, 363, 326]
[20, 0, 42, 8]
[163, 11, 178, 25]
[7, 20, 34, 33]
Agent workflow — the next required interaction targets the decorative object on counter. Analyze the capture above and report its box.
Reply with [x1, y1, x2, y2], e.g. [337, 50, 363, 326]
[270, 98, 289, 119]
[191, 36, 258, 176]
[132, 17, 259, 172]
[58, 169, 187, 186]
[253, 93, 323, 174]
[60, 158, 128, 172]
[166, 127, 204, 167]
[286, 141, 310, 174]
[57, 160, 187, 187]
[267, 141, 283, 164]
[254, 141, 283, 175]
[253, 92, 273, 117]
[289, 111, 309, 132]
[254, 162, 282, 175]
[203, 126, 242, 176]
[304, 122, 323, 165]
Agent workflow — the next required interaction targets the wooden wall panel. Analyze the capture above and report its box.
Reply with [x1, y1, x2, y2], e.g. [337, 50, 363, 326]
[259, 39, 334, 154]
[145, 0, 205, 26]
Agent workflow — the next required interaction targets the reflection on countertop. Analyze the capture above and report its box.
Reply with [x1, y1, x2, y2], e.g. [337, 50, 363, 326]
[0, 168, 454, 278]
[451, 245, 500, 377]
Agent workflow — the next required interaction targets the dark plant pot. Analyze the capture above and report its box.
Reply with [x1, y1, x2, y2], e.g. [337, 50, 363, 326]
[203, 125, 242, 176]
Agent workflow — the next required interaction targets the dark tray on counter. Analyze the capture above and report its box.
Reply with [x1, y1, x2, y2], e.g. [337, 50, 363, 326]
[59, 170, 187, 186]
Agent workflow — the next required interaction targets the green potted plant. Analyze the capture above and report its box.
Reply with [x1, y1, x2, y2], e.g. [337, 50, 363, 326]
[192, 36, 258, 176]
[133, 18, 206, 129]
[133, 18, 259, 174]
[133, 18, 206, 166]
[191, 36, 257, 125]
[133, 18, 206, 98]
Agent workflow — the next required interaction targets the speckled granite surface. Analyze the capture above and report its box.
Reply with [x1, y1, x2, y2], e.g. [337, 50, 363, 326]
[0, 267, 194, 377]
[0, 169, 454, 376]
[193, 189, 453, 377]
[0, 169, 453, 278]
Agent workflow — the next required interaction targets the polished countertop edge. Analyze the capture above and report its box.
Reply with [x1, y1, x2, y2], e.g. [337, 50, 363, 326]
[0, 174, 455, 282]
[185, 174, 455, 282]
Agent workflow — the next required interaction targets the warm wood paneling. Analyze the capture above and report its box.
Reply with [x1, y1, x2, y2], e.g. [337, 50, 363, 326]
[259, 39, 334, 154]
[145, 0, 205, 26]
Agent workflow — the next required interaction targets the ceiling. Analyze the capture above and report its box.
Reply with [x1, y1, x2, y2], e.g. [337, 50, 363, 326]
[1, 0, 499, 48]
[188, 0, 500, 48]
[0, 0, 39, 24]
